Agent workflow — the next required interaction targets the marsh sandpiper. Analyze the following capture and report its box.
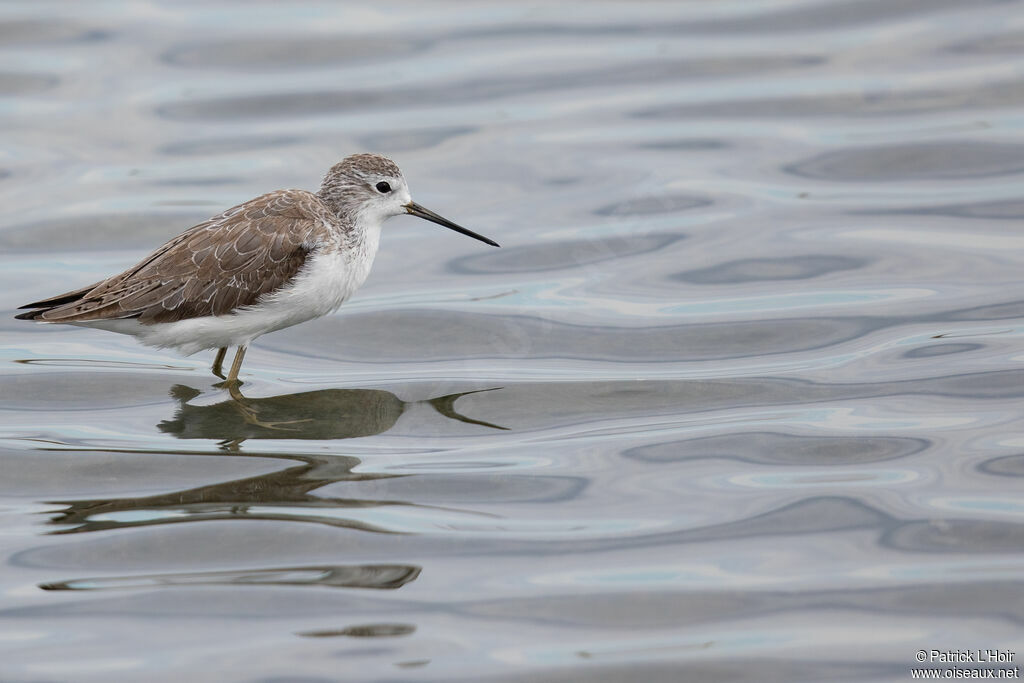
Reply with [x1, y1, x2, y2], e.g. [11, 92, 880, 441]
[16, 154, 499, 383]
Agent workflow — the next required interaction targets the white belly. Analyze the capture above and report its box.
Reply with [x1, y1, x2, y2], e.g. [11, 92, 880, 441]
[70, 244, 377, 355]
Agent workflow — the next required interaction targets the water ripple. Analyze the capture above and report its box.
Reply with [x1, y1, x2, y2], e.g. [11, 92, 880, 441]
[3, 0, 1024, 678]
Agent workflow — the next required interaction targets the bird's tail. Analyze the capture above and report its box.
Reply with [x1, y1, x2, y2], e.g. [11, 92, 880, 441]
[15, 284, 98, 321]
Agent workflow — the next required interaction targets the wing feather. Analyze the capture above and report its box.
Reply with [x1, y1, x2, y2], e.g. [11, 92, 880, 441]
[22, 190, 332, 324]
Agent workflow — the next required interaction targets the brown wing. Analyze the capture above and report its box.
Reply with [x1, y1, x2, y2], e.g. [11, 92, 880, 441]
[19, 190, 333, 324]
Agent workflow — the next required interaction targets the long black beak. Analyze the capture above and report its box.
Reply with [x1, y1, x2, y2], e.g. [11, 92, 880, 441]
[405, 202, 500, 247]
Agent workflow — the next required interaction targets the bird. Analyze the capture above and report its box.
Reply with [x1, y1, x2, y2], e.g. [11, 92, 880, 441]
[16, 153, 499, 384]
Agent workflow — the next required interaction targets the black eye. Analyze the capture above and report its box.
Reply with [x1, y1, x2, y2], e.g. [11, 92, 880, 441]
[375, 181, 391, 193]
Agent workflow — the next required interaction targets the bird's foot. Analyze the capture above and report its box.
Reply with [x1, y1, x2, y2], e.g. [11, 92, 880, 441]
[231, 401, 310, 432]
[218, 382, 311, 431]
[214, 378, 245, 400]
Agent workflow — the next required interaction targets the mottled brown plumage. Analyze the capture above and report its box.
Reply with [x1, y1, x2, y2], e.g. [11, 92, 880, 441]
[17, 189, 332, 324]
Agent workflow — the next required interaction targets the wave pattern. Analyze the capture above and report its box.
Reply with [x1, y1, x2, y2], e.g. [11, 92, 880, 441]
[2, 0, 1024, 680]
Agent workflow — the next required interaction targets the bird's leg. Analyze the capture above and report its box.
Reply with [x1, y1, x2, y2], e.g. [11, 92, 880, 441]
[225, 345, 247, 384]
[211, 347, 228, 379]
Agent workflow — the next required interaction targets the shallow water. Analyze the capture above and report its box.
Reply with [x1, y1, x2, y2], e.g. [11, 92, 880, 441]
[2, 1, 1024, 681]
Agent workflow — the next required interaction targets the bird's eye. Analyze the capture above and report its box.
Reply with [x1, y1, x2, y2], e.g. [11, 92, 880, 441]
[375, 181, 392, 193]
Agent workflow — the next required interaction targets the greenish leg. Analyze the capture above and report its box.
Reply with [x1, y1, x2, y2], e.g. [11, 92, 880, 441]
[225, 345, 247, 384]
[211, 347, 228, 378]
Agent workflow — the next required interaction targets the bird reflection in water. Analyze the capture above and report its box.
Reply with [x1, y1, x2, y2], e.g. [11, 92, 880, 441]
[46, 384, 506, 536]
[159, 383, 506, 450]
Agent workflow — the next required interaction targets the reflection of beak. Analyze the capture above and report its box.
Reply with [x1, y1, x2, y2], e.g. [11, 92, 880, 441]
[404, 202, 500, 247]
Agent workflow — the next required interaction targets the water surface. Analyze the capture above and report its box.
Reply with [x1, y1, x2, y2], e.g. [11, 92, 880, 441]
[2, 1, 1024, 681]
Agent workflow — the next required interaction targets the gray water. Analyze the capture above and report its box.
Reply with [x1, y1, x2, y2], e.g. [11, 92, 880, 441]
[2, 1, 1024, 681]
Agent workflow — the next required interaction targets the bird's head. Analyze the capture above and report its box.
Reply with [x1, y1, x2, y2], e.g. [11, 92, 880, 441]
[318, 153, 499, 247]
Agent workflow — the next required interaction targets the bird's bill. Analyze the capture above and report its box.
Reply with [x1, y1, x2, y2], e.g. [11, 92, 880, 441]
[405, 202, 500, 247]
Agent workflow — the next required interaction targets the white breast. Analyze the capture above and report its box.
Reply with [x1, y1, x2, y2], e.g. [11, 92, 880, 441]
[265, 238, 378, 322]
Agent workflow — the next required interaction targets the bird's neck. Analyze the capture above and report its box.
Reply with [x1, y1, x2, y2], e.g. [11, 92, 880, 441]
[328, 206, 383, 266]
[317, 185, 359, 225]
[316, 180, 392, 264]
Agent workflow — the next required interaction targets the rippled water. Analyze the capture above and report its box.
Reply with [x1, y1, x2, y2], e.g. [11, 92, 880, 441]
[3, 1, 1024, 680]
